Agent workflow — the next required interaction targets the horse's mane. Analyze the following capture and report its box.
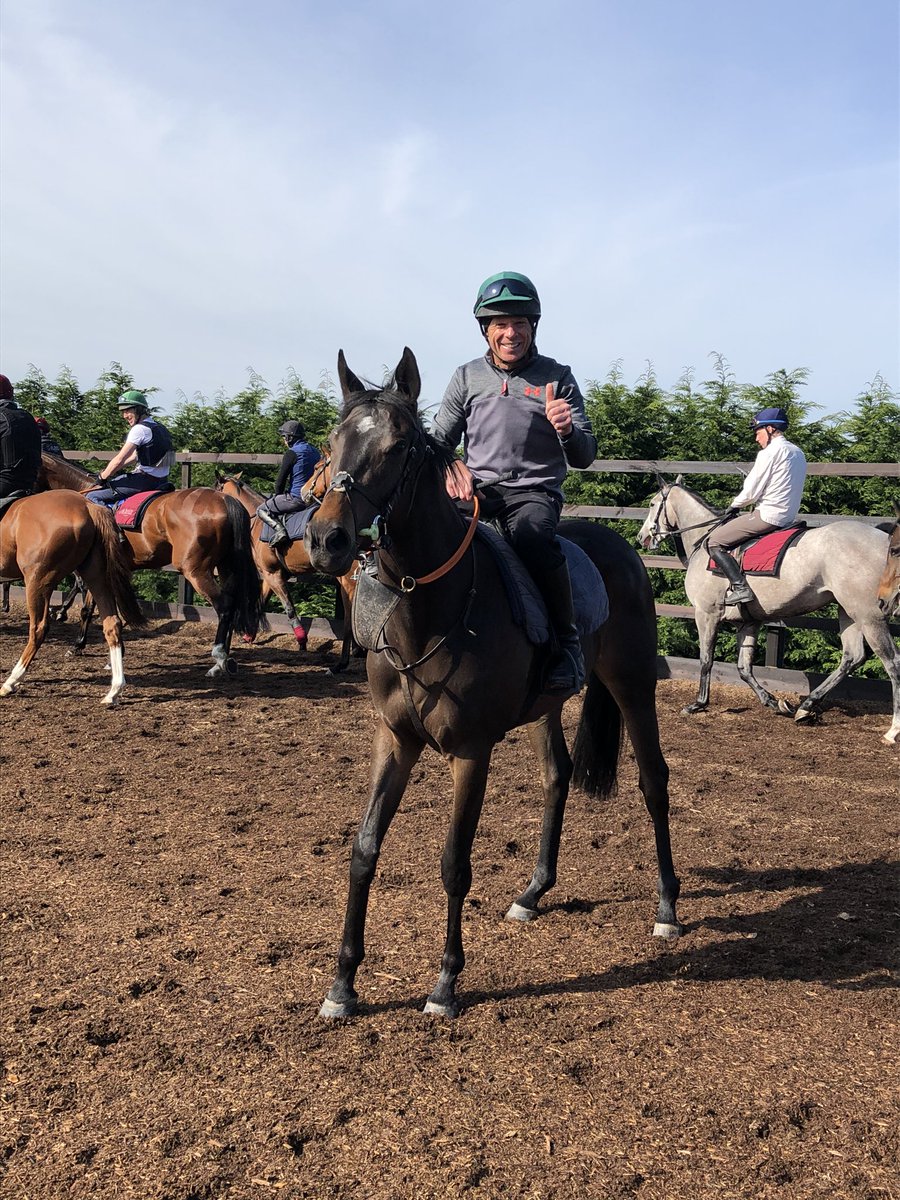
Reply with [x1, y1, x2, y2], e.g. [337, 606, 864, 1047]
[222, 474, 264, 505]
[666, 477, 729, 517]
[42, 452, 92, 487]
[342, 388, 458, 479]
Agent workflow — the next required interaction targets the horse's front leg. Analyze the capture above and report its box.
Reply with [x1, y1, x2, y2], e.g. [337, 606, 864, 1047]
[1, 577, 51, 697]
[683, 609, 718, 714]
[424, 750, 492, 1018]
[320, 724, 423, 1019]
[506, 714, 571, 922]
[734, 620, 781, 711]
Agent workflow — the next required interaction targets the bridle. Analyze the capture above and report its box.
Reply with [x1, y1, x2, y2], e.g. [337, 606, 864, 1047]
[646, 483, 727, 550]
[321, 422, 480, 592]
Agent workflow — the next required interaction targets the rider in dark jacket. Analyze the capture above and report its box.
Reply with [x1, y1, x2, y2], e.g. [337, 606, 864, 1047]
[0, 374, 42, 501]
[256, 420, 322, 546]
[432, 273, 597, 695]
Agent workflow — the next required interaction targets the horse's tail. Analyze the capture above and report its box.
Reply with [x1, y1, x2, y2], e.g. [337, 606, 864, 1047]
[86, 505, 148, 628]
[221, 493, 268, 637]
[571, 673, 623, 799]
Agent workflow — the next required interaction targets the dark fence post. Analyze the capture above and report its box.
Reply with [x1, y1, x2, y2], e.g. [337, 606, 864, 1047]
[764, 624, 787, 668]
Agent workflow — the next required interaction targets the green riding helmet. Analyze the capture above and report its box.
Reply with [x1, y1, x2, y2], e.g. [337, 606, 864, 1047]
[117, 389, 149, 412]
[473, 272, 541, 324]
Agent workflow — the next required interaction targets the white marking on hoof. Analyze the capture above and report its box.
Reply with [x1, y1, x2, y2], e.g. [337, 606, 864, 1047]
[653, 921, 684, 939]
[883, 726, 899, 745]
[207, 643, 228, 677]
[794, 707, 816, 724]
[423, 999, 459, 1018]
[505, 902, 538, 923]
[319, 997, 356, 1019]
[777, 697, 796, 716]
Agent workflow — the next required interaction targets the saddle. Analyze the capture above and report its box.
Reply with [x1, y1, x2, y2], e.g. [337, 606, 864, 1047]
[707, 523, 807, 578]
[258, 507, 317, 545]
[351, 519, 609, 654]
[113, 488, 173, 531]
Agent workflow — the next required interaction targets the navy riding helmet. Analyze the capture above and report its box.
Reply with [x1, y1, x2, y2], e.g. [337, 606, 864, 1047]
[751, 407, 789, 430]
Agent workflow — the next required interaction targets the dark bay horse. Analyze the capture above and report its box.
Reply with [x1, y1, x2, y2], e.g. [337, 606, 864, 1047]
[639, 478, 900, 745]
[304, 348, 680, 1018]
[0, 491, 146, 703]
[214, 467, 360, 673]
[38, 453, 266, 677]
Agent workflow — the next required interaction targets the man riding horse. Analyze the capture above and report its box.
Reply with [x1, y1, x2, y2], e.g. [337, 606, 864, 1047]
[255, 419, 322, 547]
[706, 406, 807, 607]
[0, 374, 42, 503]
[432, 272, 598, 696]
[87, 390, 176, 505]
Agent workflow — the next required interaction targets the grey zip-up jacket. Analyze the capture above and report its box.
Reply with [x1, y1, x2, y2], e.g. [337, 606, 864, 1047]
[432, 348, 597, 502]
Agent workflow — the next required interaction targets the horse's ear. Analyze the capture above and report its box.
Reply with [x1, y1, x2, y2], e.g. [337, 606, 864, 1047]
[675, 473, 684, 486]
[234, 470, 242, 481]
[391, 347, 421, 408]
[337, 349, 366, 402]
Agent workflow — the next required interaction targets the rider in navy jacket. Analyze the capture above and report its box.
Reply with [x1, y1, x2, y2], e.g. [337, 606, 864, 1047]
[256, 420, 322, 546]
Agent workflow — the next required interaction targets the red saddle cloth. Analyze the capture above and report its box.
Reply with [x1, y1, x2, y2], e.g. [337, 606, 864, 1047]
[114, 491, 167, 531]
[707, 524, 806, 577]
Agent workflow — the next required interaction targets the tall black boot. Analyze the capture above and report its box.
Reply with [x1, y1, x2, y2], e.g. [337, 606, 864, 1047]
[257, 506, 289, 546]
[534, 562, 586, 695]
[709, 545, 755, 606]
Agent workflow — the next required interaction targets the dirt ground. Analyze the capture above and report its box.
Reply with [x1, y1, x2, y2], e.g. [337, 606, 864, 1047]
[1, 610, 897, 1200]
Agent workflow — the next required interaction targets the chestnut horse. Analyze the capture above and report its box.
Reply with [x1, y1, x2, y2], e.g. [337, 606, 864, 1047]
[876, 504, 900, 622]
[0, 491, 146, 703]
[38, 453, 266, 677]
[304, 348, 680, 1018]
[214, 466, 360, 673]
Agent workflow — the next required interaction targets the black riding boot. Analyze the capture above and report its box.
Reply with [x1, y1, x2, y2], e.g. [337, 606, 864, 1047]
[257, 507, 289, 546]
[535, 562, 586, 695]
[709, 545, 755, 606]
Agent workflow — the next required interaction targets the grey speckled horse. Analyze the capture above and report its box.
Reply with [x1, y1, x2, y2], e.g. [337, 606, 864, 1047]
[639, 478, 900, 745]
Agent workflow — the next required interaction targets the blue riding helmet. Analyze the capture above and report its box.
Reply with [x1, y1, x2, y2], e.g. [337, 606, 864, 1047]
[752, 407, 789, 430]
[278, 419, 305, 441]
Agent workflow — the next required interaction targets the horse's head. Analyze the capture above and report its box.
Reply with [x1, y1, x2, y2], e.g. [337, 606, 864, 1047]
[214, 471, 243, 497]
[305, 347, 443, 577]
[877, 510, 900, 618]
[638, 475, 682, 550]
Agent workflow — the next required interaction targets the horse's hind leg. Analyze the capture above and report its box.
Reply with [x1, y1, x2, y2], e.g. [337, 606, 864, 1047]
[320, 725, 423, 1019]
[184, 571, 235, 678]
[506, 714, 571, 921]
[424, 749, 492, 1018]
[79, 553, 127, 704]
[618, 691, 682, 937]
[797, 613, 900, 742]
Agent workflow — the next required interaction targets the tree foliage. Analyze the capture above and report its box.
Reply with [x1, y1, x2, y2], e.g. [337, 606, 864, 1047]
[10, 358, 898, 663]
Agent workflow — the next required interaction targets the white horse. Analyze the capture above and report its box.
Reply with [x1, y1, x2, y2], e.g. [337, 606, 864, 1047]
[638, 478, 900, 745]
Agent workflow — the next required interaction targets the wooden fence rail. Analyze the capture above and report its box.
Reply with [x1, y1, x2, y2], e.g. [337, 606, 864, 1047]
[52, 453, 898, 694]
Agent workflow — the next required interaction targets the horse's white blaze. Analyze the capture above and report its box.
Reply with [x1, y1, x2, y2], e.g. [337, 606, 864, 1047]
[355, 414, 378, 434]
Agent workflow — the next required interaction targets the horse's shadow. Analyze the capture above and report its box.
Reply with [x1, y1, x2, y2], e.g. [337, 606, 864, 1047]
[350, 857, 897, 1016]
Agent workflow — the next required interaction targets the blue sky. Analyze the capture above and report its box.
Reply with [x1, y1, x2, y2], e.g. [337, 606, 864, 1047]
[1, 0, 897, 419]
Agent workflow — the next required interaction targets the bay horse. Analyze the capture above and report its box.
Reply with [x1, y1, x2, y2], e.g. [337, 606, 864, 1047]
[37, 453, 266, 677]
[304, 348, 680, 1019]
[876, 503, 900, 621]
[213, 465, 360, 673]
[638, 478, 900, 745]
[0, 491, 146, 703]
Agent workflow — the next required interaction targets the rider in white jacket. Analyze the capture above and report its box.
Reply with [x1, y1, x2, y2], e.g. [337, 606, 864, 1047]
[707, 407, 807, 606]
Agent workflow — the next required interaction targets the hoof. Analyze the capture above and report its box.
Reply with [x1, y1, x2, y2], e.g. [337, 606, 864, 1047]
[0, 684, 16, 698]
[682, 703, 707, 715]
[883, 730, 899, 745]
[653, 921, 685, 939]
[777, 697, 796, 716]
[319, 996, 357, 1019]
[505, 902, 539, 923]
[794, 706, 818, 724]
[423, 998, 460, 1018]
[225, 658, 238, 677]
